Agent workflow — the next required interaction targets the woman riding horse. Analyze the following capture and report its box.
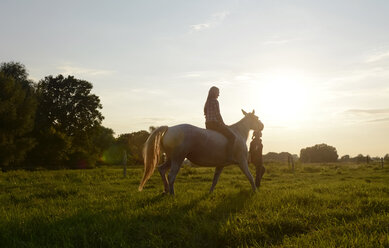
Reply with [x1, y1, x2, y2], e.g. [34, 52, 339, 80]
[139, 108, 264, 195]
[204, 86, 235, 162]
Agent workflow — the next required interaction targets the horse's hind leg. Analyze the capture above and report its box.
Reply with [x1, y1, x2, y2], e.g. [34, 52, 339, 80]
[158, 159, 171, 193]
[209, 166, 224, 193]
[168, 157, 185, 195]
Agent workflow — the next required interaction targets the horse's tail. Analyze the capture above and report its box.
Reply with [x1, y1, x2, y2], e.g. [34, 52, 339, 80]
[139, 126, 169, 191]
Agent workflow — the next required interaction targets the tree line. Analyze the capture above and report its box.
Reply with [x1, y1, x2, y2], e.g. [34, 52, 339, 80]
[0, 62, 148, 169]
[339, 154, 389, 163]
[299, 144, 388, 163]
[263, 144, 388, 164]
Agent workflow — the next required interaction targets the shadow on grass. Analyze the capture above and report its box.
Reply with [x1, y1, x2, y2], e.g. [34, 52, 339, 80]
[0, 190, 254, 248]
[128, 189, 257, 247]
[4, 186, 386, 247]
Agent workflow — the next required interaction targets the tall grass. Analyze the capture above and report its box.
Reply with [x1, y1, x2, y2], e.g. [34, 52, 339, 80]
[1, 163, 388, 247]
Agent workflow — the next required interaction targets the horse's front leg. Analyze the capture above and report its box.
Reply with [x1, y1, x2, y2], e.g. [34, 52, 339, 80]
[209, 166, 224, 193]
[238, 159, 256, 192]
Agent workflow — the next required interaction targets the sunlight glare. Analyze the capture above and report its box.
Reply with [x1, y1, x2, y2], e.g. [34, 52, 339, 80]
[250, 72, 310, 125]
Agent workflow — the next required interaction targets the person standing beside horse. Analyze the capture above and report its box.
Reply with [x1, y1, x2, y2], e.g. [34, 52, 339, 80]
[204, 86, 236, 162]
[249, 130, 265, 187]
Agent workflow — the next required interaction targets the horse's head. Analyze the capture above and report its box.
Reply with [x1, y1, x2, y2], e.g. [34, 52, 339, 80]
[242, 109, 264, 131]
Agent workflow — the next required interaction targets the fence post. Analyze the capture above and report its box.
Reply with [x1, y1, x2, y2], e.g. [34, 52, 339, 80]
[382, 158, 384, 169]
[288, 155, 294, 172]
[123, 150, 127, 177]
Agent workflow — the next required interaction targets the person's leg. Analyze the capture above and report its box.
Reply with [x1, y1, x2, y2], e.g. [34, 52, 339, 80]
[205, 122, 217, 130]
[216, 124, 236, 161]
[206, 122, 236, 161]
[254, 138, 264, 187]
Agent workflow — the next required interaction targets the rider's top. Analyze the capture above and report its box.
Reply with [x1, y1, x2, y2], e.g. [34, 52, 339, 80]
[249, 136, 263, 164]
[204, 98, 224, 124]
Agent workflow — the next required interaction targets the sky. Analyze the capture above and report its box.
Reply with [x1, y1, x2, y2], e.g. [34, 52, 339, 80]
[1, 0, 389, 157]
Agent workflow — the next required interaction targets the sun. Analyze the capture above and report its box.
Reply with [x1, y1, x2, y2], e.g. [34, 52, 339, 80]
[250, 72, 310, 125]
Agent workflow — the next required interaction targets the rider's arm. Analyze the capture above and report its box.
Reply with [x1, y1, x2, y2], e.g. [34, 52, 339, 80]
[214, 100, 225, 125]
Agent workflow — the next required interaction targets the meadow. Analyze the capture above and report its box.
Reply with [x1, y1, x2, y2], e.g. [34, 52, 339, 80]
[1, 162, 388, 247]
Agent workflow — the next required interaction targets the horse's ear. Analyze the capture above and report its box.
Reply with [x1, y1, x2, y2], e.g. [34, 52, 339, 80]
[252, 109, 255, 114]
[241, 109, 248, 116]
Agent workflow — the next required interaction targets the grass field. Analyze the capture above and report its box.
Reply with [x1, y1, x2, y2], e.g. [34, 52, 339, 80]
[1, 162, 388, 247]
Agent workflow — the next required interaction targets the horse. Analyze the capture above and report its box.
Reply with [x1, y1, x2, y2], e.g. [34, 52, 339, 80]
[139, 109, 264, 195]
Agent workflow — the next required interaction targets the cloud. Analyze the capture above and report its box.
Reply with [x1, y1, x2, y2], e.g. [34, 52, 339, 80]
[191, 23, 211, 31]
[178, 72, 203, 78]
[234, 73, 256, 81]
[98, 87, 167, 104]
[58, 65, 115, 77]
[141, 117, 174, 122]
[135, 117, 176, 126]
[190, 11, 229, 32]
[325, 66, 389, 97]
[366, 51, 389, 63]
[327, 47, 389, 90]
[345, 108, 389, 115]
[177, 70, 251, 87]
[367, 117, 389, 123]
[129, 88, 166, 95]
[329, 67, 386, 84]
[343, 109, 389, 124]
[234, 72, 264, 82]
[263, 38, 300, 45]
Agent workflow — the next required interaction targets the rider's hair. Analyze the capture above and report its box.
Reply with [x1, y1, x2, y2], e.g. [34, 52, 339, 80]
[204, 86, 219, 116]
[252, 130, 261, 140]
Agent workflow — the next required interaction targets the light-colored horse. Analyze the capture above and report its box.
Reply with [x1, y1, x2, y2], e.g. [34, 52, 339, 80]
[139, 109, 264, 195]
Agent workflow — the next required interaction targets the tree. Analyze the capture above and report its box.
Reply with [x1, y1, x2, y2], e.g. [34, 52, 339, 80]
[353, 154, 365, 163]
[340, 155, 350, 162]
[0, 63, 37, 167]
[300, 144, 338, 163]
[92, 126, 116, 165]
[28, 74, 104, 168]
[26, 127, 72, 168]
[36, 75, 103, 136]
[263, 152, 292, 162]
[116, 130, 149, 165]
[0, 62, 30, 86]
[92, 126, 115, 157]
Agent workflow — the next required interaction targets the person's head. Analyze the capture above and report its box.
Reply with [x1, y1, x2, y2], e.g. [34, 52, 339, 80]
[204, 86, 220, 115]
[207, 86, 220, 100]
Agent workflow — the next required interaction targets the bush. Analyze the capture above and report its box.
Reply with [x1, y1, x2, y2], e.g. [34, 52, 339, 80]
[300, 144, 338, 163]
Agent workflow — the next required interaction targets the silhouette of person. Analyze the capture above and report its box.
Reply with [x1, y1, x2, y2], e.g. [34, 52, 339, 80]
[249, 130, 265, 187]
[204, 86, 235, 161]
